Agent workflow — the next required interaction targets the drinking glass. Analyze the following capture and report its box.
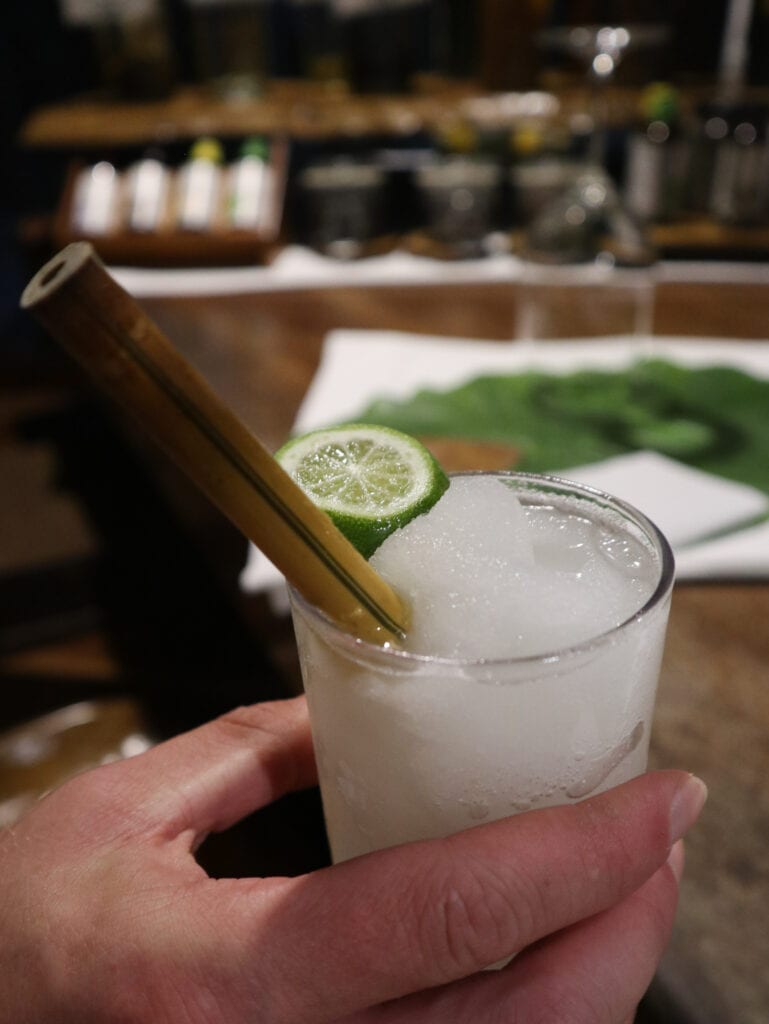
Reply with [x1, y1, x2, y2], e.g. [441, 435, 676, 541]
[515, 260, 656, 340]
[290, 472, 674, 865]
[299, 160, 385, 258]
[515, 166, 656, 339]
[415, 157, 502, 258]
[537, 23, 669, 164]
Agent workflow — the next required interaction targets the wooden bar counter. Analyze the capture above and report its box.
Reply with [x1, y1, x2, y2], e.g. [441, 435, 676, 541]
[68, 274, 769, 1023]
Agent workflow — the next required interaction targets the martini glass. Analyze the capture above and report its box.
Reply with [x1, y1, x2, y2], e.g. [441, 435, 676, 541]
[538, 23, 670, 163]
[539, 24, 669, 82]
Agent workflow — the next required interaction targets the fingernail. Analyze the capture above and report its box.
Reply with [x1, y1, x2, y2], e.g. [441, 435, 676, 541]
[669, 774, 707, 844]
[667, 839, 685, 883]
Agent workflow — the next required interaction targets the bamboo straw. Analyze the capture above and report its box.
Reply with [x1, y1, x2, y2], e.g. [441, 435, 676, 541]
[21, 242, 408, 644]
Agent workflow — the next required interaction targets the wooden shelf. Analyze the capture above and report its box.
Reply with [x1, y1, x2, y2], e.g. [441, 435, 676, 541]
[20, 82, 769, 261]
[19, 80, 487, 149]
[651, 217, 769, 256]
[20, 79, 673, 152]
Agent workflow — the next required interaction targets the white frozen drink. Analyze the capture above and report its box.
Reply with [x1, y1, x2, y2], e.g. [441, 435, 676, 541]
[291, 472, 674, 864]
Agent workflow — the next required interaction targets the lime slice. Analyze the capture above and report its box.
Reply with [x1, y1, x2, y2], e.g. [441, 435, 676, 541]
[276, 424, 449, 558]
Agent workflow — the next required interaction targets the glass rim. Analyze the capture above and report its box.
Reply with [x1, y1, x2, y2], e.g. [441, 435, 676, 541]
[289, 470, 675, 669]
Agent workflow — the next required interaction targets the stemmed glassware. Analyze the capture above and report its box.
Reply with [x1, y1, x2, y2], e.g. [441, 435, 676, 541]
[537, 22, 670, 163]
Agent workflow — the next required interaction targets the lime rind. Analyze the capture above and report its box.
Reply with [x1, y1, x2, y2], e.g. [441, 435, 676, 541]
[276, 424, 449, 558]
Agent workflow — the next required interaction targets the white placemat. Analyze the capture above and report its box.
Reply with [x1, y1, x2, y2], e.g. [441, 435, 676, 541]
[558, 450, 769, 551]
[241, 332, 769, 592]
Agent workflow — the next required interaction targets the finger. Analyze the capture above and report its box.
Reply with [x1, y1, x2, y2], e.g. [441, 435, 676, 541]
[348, 841, 683, 1024]
[488, 841, 683, 1024]
[206, 771, 705, 1022]
[65, 697, 317, 842]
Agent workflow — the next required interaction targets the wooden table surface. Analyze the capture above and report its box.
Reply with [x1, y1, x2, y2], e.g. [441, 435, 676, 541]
[138, 276, 769, 1024]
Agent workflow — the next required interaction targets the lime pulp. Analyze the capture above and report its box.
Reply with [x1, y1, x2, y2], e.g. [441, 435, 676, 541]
[276, 424, 449, 557]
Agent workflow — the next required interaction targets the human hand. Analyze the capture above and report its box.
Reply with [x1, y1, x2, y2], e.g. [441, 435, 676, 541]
[0, 696, 705, 1024]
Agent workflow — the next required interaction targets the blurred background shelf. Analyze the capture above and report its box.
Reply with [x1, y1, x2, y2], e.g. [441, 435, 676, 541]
[7, 1, 769, 269]
[16, 80, 769, 263]
[651, 217, 769, 258]
[19, 81, 487, 147]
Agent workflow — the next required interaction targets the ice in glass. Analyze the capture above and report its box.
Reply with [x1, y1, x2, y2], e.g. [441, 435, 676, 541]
[290, 472, 674, 864]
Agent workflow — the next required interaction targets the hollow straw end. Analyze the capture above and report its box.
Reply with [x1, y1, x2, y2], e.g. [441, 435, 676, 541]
[21, 242, 99, 312]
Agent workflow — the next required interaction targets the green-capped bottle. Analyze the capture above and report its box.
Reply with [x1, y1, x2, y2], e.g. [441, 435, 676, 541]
[623, 83, 689, 224]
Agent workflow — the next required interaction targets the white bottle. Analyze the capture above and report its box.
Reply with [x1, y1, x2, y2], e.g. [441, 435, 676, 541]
[126, 148, 170, 231]
[71, 161, 119, 236]
[228, 136, 271, 231]
[177, 137, 224, 230]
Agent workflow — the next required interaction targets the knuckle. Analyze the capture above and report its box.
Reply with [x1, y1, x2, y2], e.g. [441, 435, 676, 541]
[51, 761, 153, 840]
[45, 761, 124, 823]
[412, 844, 543, 974]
